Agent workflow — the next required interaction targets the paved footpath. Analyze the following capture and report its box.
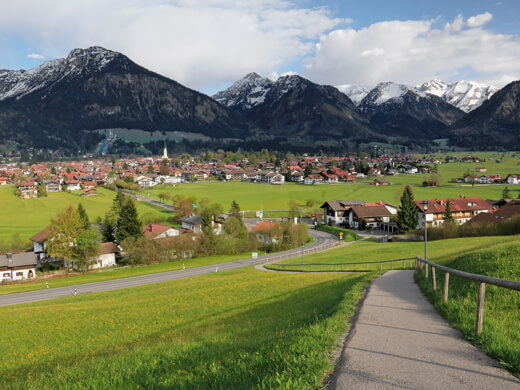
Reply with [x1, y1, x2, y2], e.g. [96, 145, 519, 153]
[330, 270, 520, 389]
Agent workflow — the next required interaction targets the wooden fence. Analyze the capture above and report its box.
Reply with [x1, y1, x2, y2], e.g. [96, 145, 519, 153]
[266, 258, 417, 272]
[415, 257, 520, 335]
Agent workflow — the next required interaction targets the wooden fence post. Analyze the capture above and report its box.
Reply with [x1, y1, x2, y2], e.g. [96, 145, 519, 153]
[425, 264, 429, 279]
[431, 266, 437, 292]
[443, 272, 449, 304]
[476, 282, 486, 335]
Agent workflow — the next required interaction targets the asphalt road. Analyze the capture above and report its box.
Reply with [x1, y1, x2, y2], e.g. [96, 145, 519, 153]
[0, 229, 337, 307]
[329, 270, 520, 389]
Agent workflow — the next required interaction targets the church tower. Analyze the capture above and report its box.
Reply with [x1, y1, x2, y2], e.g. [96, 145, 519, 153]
[162, 141, 168, 160]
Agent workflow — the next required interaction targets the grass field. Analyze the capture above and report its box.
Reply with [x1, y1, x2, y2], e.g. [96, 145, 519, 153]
[0, 251, 255, 296]
[0, 186, 171, 243]
[314, 224, 362, 242]
[273, 235, 520, 267]
[0, 268, 376, 389]
[417, 241, 520, 377]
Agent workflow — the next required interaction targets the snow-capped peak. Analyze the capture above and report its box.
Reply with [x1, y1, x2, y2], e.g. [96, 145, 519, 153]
[418, 79, 498, 112]
[335, 84, 372, 105]
[367, 82, 425, 106]
[213, 72, 274, 109]
[0, 46, 121, 101]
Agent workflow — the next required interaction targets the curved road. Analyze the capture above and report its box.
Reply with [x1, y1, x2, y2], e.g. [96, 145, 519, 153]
[0, 229, 337, 307]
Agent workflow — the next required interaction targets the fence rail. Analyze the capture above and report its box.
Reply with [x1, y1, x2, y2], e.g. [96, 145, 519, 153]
[415, 256, 520, 335]
[266, 257, 417, 272]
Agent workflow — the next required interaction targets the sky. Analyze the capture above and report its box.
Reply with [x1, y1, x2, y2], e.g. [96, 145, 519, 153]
[1, 0, 520, 94]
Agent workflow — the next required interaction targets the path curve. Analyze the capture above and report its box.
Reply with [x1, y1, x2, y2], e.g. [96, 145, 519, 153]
[329, 270, 520, 389]
[0, 229, 337, 307]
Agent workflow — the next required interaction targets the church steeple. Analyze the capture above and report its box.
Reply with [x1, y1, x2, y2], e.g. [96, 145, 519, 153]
[162, 141, 168, 160]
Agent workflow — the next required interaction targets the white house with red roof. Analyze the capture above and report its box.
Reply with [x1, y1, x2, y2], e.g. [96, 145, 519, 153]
[415, 196, 492, 229]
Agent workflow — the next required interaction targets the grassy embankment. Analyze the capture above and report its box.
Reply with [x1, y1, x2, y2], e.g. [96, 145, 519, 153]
[416, 241, 520, 377]
[268, 235, 519, 271]
[0, 268, 376, 389]
[314, 224, 362, 242]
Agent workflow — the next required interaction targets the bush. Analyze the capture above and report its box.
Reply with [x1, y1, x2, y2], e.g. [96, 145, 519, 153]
[40, 262, 61, 272]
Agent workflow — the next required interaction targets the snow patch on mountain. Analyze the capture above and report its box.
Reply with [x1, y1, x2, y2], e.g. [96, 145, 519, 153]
[0, 46, 119, 101]
[418, 79, 498, 112]
[335, 84, 371, 105]
[212, 72, 274, 109]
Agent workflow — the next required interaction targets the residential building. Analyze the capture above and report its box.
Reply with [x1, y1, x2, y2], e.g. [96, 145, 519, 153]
[0, 252, 37, 281]
[92, 242, 120, 269]
[143, 223, 180, 239]
[415, 196, 492, 228]
[320, 200, 365, 225]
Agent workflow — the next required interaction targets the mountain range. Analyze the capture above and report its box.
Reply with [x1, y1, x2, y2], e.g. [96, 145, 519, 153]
[0, 46, 518, 154]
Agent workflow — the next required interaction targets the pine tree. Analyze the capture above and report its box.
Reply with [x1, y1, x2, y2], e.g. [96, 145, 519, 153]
[396, 185, 418, 233]
[443, 199, 455, 224]
[116, 198, 142, 243]
[304, 164, 313, 177]
[102, 214, 115, 242]
[503, 186, 512, 199]
[229, 200, 242, 220]
[77, 203, 90, 230]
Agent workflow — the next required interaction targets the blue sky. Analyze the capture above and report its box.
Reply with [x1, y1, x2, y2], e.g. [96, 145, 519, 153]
[1, 0, 519, 93]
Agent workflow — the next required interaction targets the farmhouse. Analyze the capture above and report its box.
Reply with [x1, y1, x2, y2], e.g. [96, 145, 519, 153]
[30, 226, 52, 265]
[253, 221, 278, 244]
[320, 200, 365, 225]
[506, 174, 520, 184]
[16, 181, 38, 198]
[349, 204, 393, 231]
[0, 252, 37, 282]
[415, 196, 492, 229]
[92, 242, 120, 269]
[143, 223, 180, 239]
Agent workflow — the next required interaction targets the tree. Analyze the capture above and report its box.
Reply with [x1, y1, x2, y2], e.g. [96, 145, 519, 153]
[77, 203, 90, 230]
[37, 185, 47, 197]
[304, 164, 313, 177]
[101, 214, 115, 242]
[147, 163, 154, 173]
[396, 185, 418, 233]
[358, 218, 367, 230]
[199, 207, 218, 256]
[443, 199, 455, 224]
[160, 159, 170, 175]
[47, 206, 87, 271]
[288, 200, 301, 220]
[75, 227, 101, 272]
[116, 198, 142, 243]
[229, 200, 242, 220]
[503, 186, 512, 199]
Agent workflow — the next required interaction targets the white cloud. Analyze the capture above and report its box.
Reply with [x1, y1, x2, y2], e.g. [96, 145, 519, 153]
[0, 0, 343, 92]
[467, 12, 493, 27]
[27, 53, 45, 60]
[304, 13, 520, 88]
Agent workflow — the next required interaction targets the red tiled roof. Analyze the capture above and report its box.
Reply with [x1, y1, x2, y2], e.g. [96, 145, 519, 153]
[415, 197, 491, 213]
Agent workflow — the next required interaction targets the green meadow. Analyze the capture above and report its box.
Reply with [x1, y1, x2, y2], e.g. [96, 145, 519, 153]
[0, 186, 170, 243]
[417, 240, 520, 377]
[0, 268, 376, 389]
[272, 235, 519, 268]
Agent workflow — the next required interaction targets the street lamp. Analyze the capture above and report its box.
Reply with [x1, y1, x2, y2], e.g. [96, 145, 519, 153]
[301, 243, 305, 271]
[421, 201, 429, 261]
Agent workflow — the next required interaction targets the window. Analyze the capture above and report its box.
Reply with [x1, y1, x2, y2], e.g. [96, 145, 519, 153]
[16, 272, 23, 277]
[3, 272, 10, 277]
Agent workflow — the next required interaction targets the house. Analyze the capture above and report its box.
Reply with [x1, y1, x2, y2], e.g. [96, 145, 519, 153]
[92, 242, 120, 269]
[143, 223, 180, 239]
[506, 174, 520, 185]
[65, 180, 81, 191]
[265, 172, 285, 184]
[304, 174, 323, 185]
[16, 181, 38, 198]
[135, 175, 158, 187]
[476, 167, 487, 173]
[467, 200, 520, 225]
[0, 177, 9, 185]
[180, 214, 202, 233]
[320, 200, 365, 225]
[349, 204, 393, 231]
[30, 226, 52, 265]
[290, 171, 304, 183]
[82, 180, 96, 189]
[461, 156, 480, 163]
[415, 196, 492, 229]
[371, 178, 389, 186]
[43, 180, 62, 193]
[0, 252, 37, 282]
[81, 188, 97, 197]
[253, 221, 278, 244]
[320, 171, 339, 184]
